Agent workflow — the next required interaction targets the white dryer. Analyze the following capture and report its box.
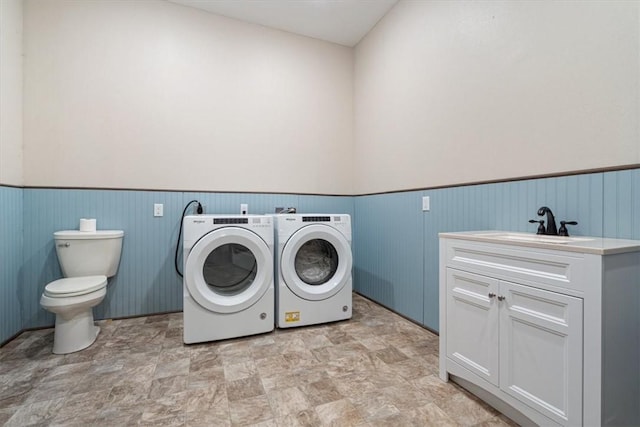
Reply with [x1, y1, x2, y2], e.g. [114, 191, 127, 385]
[274, 214, 352, 328]
[183, 215, 274, 343]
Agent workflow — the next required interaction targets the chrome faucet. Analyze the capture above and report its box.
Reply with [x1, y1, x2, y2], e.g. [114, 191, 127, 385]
[536, 206, 558, 235]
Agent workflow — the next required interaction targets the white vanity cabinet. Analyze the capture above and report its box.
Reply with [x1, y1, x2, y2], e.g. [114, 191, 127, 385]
[439, 232, 640, 427]
[445, 268, 583, 425]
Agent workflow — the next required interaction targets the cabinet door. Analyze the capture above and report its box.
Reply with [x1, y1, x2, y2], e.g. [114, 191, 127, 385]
[499, 281, 583, 426]
[446, 268, 500, 386]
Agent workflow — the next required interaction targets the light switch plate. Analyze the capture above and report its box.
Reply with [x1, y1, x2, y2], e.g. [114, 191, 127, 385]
[422, 196, 430, 212]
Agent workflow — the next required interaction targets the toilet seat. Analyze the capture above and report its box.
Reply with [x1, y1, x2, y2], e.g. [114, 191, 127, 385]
[44, 275, 107, 298]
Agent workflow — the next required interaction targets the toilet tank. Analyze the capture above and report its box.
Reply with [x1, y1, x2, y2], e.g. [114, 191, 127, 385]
[54, 230, 124, 278]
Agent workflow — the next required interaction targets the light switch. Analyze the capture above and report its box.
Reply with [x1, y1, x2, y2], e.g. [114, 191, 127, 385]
[422, 196, 430, 212]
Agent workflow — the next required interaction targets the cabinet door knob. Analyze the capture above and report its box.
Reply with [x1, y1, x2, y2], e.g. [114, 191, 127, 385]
[497, 295, 506, 301]
[488, 293, 496, 298]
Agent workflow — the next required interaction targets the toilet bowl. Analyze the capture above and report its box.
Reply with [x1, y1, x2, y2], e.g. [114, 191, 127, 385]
[40, 276, 108, 354]
[40, 229, 123, 354]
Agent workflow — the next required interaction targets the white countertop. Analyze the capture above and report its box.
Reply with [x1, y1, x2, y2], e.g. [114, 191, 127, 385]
[439, 230, 640, 255]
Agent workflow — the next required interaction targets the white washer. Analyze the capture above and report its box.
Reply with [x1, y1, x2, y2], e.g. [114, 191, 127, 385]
[183, 215, 274, 343]
[274, 214, 352, 328]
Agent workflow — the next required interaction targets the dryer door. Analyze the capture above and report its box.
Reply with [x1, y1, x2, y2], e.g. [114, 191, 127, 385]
[185, 227, 272, 313]
[281, 224, 352, 301]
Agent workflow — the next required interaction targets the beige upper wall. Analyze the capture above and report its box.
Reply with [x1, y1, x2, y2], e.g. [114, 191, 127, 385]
[23, 0, 354, 194]
[18, 0, 640, 195]
[354, 0, 640, 194]
[0, 0, 23, 186]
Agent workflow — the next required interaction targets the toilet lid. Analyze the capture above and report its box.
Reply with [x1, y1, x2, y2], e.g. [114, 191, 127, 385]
[44, 275, 107, 297]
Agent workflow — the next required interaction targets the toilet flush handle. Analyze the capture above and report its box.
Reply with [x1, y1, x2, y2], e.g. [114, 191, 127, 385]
[57, 242, 70, 248]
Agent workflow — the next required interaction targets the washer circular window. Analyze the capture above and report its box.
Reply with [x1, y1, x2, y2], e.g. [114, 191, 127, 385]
[184, 227, 273, 314]
[294, 239, 338, 285]
[203, 243, 257, 295]
[280, 224, 352, 302]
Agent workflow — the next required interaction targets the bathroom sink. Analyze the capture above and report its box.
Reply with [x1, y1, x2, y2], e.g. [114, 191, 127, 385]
[441, 230, 640, 255]
[474, 232, 594, 245]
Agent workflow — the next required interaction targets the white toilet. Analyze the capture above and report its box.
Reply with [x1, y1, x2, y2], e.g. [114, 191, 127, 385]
[40, 230, 124, 354]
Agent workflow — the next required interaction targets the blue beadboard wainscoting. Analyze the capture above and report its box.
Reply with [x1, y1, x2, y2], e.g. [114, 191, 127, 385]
[2, 168, 638, 344]
[0, 186, 24, 344]
[354, 169, 639, 331]
[19, 190, 353, 332]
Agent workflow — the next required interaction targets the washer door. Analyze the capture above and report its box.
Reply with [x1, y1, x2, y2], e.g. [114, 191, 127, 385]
[185, 227, 272, 314]
[281, 224, 352, 301]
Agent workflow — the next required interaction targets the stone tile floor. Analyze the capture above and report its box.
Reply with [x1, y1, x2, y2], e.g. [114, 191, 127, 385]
[0, 294, 517, 426]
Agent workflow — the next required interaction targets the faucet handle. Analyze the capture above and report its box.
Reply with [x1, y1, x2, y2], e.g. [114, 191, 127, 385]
[558, 221, 578, 237]
[529, 219, 546, 235]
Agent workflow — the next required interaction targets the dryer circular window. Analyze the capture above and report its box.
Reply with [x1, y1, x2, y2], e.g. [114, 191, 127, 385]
[281, 224, 352, 301]
[185, 227, 273, 313]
